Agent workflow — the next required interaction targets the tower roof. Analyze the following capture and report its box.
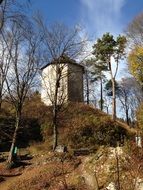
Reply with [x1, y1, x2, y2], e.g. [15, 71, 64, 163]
[41, 55, 84, 71]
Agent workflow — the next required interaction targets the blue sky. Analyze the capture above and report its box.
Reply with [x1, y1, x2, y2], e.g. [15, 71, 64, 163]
[26, 0, 143, 79]
[29, 0, 143, 38]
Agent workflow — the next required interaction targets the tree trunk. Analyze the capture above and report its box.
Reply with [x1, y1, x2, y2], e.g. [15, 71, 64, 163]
[53, 106, 58, 151]
[0, 99, 2, 112]
[124, 97, 130, 125]
[100, 77, 103, 111]
[106, 106, 109, 114]
[112, 78, 116, 121]
[85, 70, 89, 105]
[7, 112, 20, 164]
[125, 108, 130, 125]
[53, 65, 60, 151]
[0, 88, 2, 112]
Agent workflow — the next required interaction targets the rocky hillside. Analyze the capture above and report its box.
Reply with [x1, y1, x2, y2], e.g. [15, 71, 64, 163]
[0, 101, 140, 190]
[0, 144, 143, 190]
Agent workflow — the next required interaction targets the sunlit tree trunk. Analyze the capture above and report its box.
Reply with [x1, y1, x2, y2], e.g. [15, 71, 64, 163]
[112, 78, 116, 121]
[53, 107, 58, 151]
[100, 77, 103, 111]
[52, 65, 61, 151]
[85, 70, 89, 105]
[7, 109, 21, 164]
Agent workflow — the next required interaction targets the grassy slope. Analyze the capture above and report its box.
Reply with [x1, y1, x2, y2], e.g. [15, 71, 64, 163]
[41, 103, 134, 150]
[0, 102, 138, 190]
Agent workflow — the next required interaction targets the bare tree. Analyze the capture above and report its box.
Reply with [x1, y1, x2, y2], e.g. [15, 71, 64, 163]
[0, 0, 32, 110]
[118, 79, 131, 125]
[0, 33, 12, 110]
[0, 0, 15, 110]
[126, 12, 143, 47]
[0, 0, 22, 31]
[4, 17, 42, 164]
[118, 78, 143, 123]
[37, 19, 86, 150]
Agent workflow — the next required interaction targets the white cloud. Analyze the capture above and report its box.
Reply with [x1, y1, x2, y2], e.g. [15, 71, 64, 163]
[80, 0, 126, 37]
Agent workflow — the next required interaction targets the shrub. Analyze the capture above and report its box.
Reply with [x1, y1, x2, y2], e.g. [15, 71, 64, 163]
[40, 122, 53, 139]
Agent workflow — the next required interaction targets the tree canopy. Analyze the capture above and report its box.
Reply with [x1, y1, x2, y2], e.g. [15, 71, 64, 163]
[126, 12, 143, 47]
[92, 32, 126, 120]
[128, 46, 143, 88]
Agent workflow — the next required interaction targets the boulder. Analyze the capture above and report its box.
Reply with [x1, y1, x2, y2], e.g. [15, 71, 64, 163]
[55, 145, 67, 153]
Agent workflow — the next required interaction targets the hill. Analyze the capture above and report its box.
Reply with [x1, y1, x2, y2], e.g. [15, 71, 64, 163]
[0, 100, 140, 190]
[39, 103, 134, 150]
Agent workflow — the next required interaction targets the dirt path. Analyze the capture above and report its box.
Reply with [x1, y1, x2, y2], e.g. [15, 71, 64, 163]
[0, 175, 21, 190]
[0, 155, 33, 190]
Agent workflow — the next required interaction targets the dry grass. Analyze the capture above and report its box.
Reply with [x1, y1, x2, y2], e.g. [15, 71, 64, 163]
[6, 152, 88, 190]
[39, 103, 131, 150]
